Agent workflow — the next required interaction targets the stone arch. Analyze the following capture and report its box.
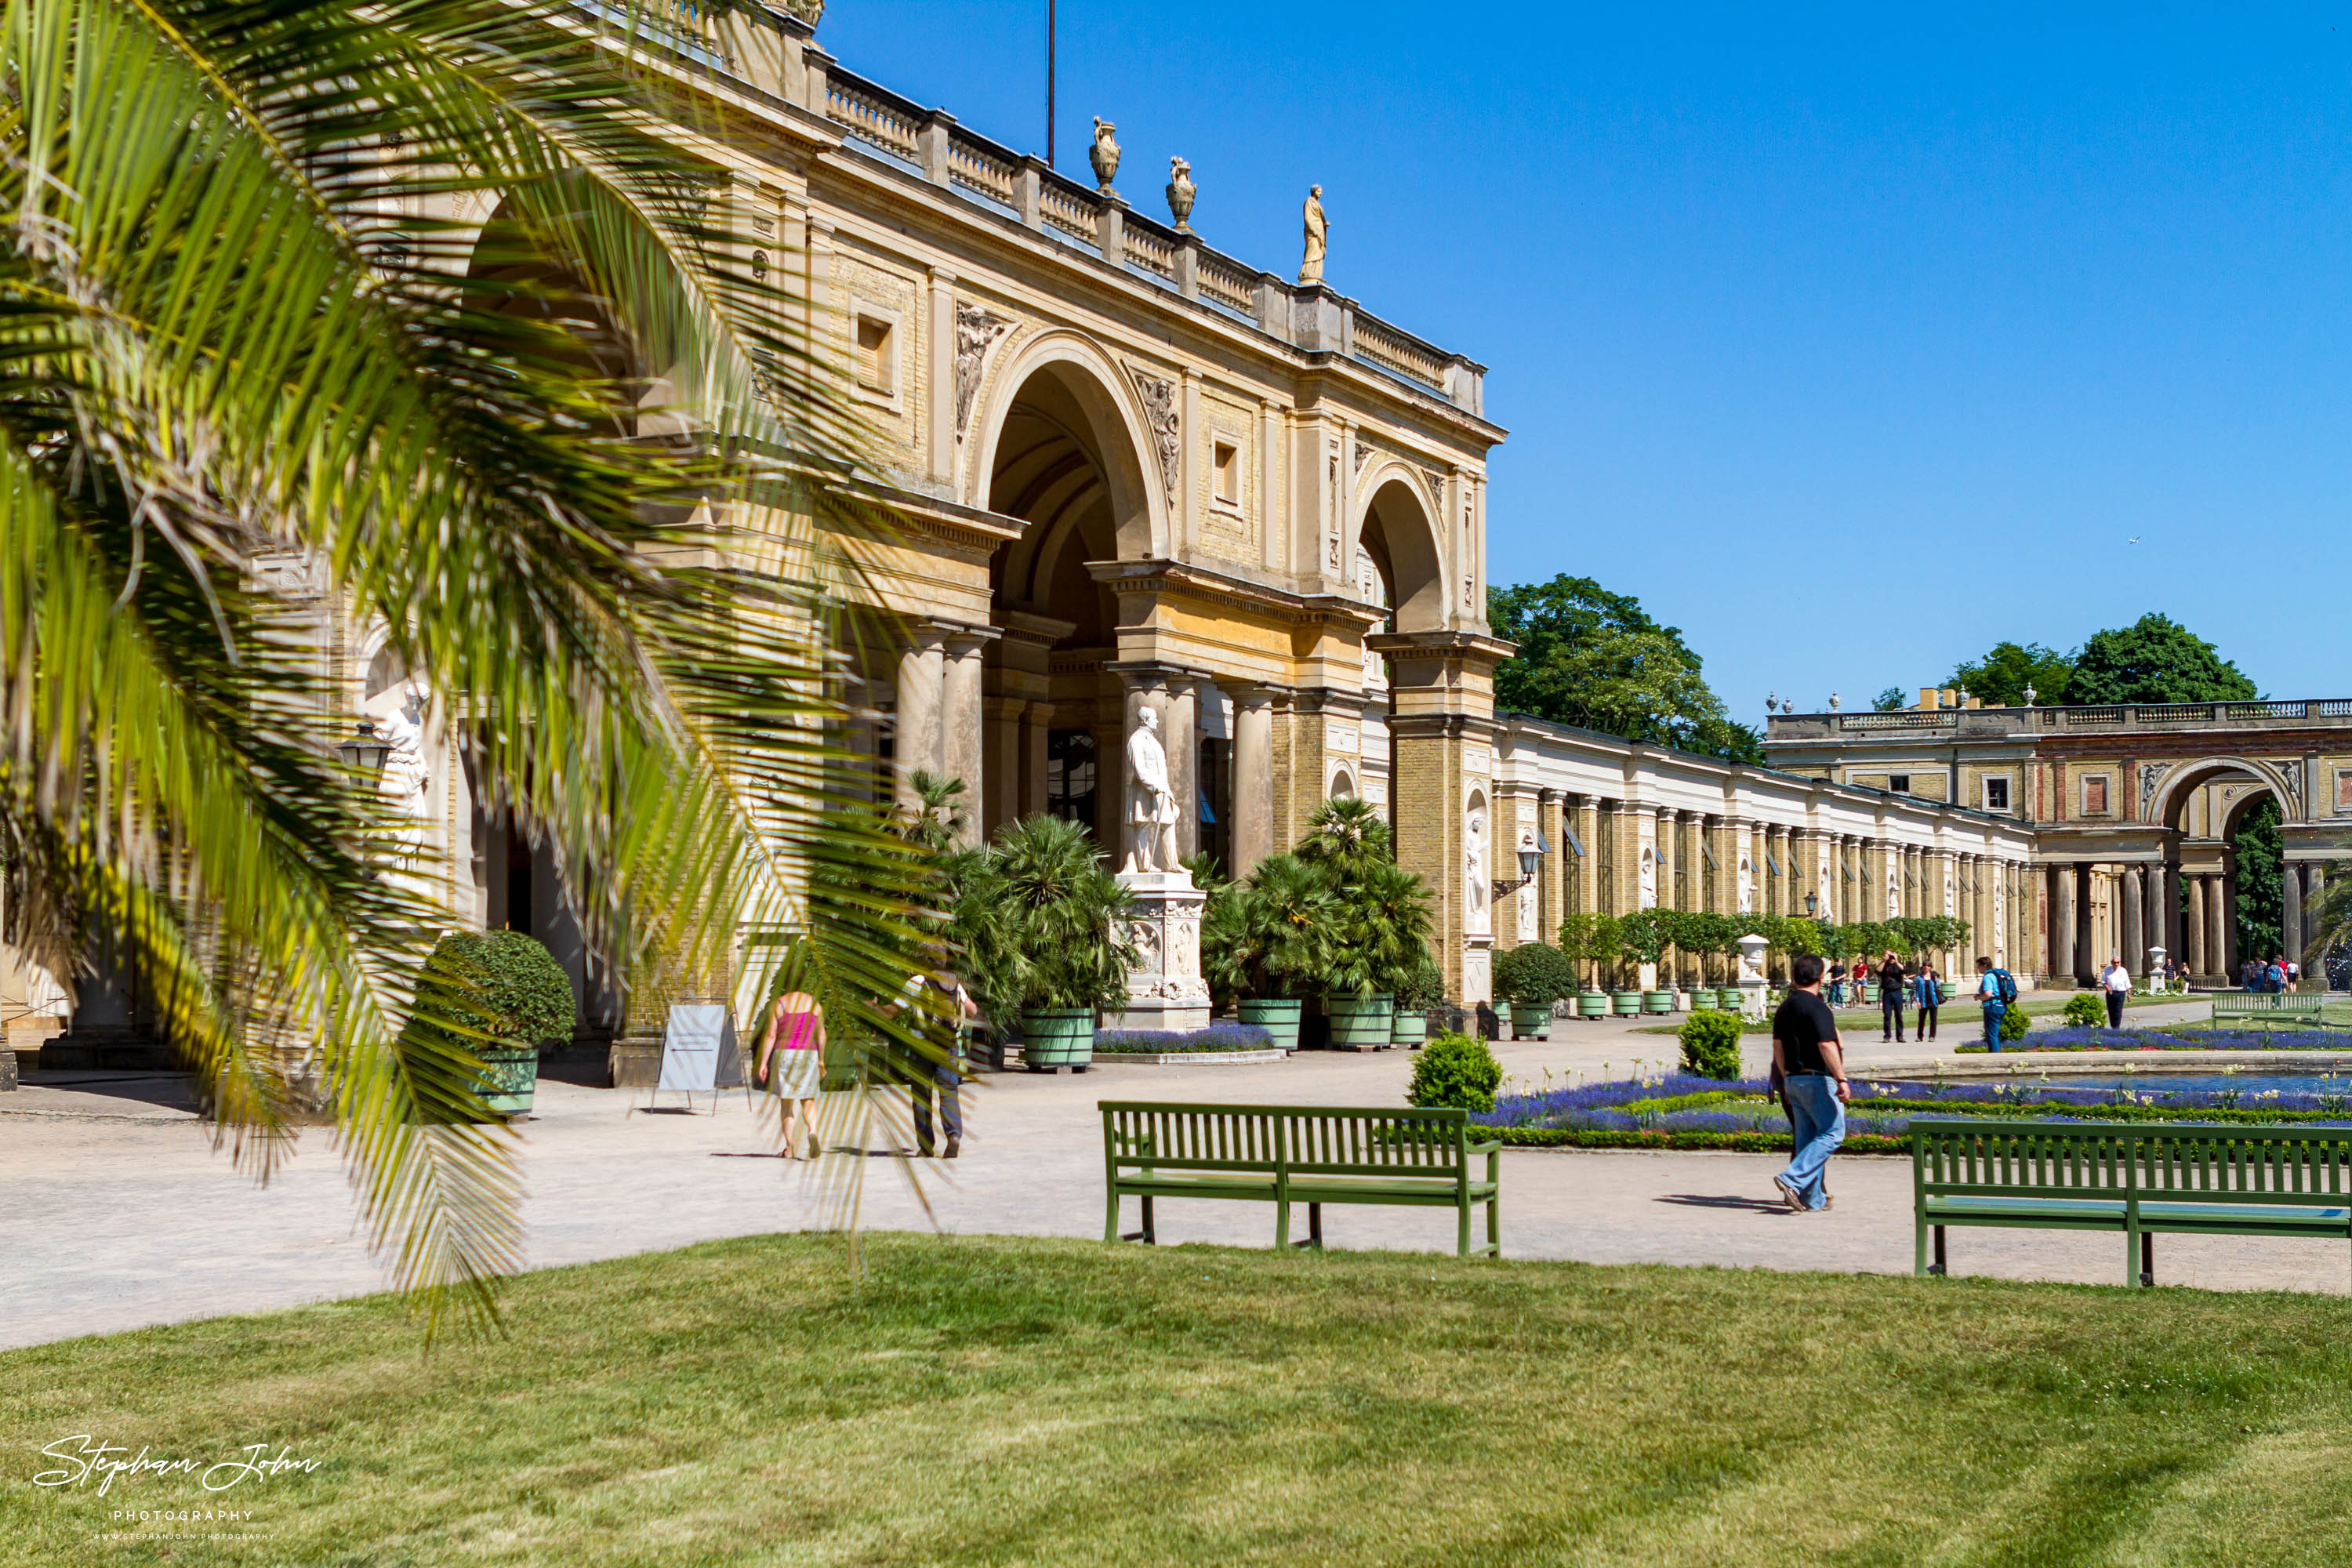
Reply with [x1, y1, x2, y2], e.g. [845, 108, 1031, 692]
[1330, 765, 1356, 800]
[1350, 466, 1449, 633]
[966, 331, 1167, 568]
[2146, 757, 2300, 832]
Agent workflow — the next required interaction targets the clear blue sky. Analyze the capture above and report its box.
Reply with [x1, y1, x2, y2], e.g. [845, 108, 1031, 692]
[818, 2, 2352, 719]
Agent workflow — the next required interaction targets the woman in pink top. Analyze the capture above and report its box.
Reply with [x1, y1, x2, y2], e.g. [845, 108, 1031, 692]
[755, 989, 825, 1160]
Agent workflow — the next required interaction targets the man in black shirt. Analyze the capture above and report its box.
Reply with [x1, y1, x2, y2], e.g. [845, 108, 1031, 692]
[1771, 953, 1849, 1212]
[1878, 951, 1907, 1041]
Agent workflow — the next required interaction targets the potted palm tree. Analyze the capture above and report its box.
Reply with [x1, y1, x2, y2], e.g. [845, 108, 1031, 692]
[1492, 941, 1575, 1040]
[414, 929, 575, 1119]
[1203, 853, 1335, 1052]
[954, 815, 1135, 1071]
[1298, 798, 1436, 1051]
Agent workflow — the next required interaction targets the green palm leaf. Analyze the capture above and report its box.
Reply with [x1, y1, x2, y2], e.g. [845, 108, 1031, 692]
[2, 0, 939, 1335]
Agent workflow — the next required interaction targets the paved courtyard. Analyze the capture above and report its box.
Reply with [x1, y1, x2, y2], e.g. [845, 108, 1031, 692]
[8, 1000, 2347, 1352]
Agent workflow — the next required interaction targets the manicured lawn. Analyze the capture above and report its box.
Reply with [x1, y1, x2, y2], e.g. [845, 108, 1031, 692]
[10, 1236, 2352, 1564]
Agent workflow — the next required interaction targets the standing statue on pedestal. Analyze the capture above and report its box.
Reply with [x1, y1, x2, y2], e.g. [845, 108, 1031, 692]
[1465, 808, 1487, 913]
[1123, 706, 1181, 876]
[1299, 185, 1329, 285]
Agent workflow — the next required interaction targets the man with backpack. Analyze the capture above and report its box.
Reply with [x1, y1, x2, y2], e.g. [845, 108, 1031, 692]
[1976, 955, 2017, 1051]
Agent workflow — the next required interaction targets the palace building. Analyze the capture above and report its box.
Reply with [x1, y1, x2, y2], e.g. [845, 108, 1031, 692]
[0, 9, 2085, 1065]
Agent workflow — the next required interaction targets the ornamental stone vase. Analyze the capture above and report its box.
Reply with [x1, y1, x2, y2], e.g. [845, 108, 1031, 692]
[1165, 155, 1196, 233]
[1089, 118, 1121, 194]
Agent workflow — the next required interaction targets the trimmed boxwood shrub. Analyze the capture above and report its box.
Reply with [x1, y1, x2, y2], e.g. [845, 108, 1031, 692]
[1492, 942, 1577, 1007]
[1407, 1029, 1504, 1113]
[2061, 992, 2106, 1029]
[1676, 1009, 1744, 1080]
[2002, 1000, 2032, 1041]
[421, 930, 575, 1052]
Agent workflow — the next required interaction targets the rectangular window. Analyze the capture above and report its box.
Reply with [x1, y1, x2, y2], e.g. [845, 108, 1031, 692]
[2082, 775, 2110, 815]
[2336, 768, 2352, 811]
[1214, 439, 1240, 505]
[855, 314, 895, 394]
[1887, 775, 1911, 794]
[1983, 776, 2010, 811]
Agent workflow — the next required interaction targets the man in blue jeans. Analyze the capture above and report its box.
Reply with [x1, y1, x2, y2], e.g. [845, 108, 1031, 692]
[1975, 955, 2011, 1051]
[1770, 953, 1848, 1213]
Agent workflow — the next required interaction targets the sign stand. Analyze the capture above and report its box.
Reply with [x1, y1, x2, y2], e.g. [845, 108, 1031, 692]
[634, 1004, 743, 1115]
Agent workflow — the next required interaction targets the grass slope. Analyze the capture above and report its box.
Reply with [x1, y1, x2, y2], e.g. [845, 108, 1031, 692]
[9, 1235, 2352, 1566]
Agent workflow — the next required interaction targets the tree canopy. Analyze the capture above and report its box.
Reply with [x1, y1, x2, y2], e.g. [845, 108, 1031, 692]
[2068, 614, 2258, 706]
[1947, 641, 2078, 706]
[1488, 576, 1762, 764]
[1941, 616, 2256, 708]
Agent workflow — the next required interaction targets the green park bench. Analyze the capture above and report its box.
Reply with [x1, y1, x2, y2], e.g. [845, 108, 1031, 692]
[1911, 1117, 2352, 1287]
[2209, 993, 2337, 1030]
[1100, 1102, 1501, 1258]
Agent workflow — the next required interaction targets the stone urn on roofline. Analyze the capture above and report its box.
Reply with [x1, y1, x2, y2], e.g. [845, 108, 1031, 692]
[1165, 156, 1196, 233]
[1089, 117, 1121, 194]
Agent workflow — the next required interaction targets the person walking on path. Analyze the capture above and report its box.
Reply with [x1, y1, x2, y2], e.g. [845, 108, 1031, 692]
[1911, 963, 1942, 1042]
[891, 967, 980, 1158]
[1976, 955, 2016, 1051]
[1827, 962, 1846, 1007]
[2099, 956, 2132, 1029]
[1877, 951, 1908, 1041]
[1770, 953, 1847, 1213]
[753, 988, 826, 1160]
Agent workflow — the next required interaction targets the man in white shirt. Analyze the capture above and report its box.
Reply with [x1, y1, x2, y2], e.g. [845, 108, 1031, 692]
[2099, 956, 2132, 1029]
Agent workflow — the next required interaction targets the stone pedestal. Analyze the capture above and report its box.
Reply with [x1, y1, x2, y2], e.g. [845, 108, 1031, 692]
[1110, 870, 1210, 1032]
[1736, 933, 1771, 1020]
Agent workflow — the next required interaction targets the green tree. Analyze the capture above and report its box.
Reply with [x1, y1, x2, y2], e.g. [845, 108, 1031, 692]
[1872, 687, 1909, 712]
[1487, 576, 1762, 764]
[2068, 614, 2259, 706]
[1947, 641, 2076, 707]
[2299, 861, 2352, 979]
[0, 0, 931, 1330]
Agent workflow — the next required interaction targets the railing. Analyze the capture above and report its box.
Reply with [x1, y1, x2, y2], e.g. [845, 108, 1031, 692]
[1839, 711, 1958, 731]
[946, 139, 1015, 204]
[824, 77, 920, 159]
[1197, 252, 1257, 313]
[1037, 181, 1094, 241]
[2130, 702, 2210, 724]
[1352, 314, 1447, 389]
[1123, 222, 1177, 281]
[2063, 706, 2125, 725]
[2227, 700, 2311, 720]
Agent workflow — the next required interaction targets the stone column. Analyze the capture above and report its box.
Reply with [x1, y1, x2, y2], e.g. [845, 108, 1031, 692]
[1538, 789, 1565, 949]
[1229, 686, 1275, 877]
[1164, 676, 1200, 861]
[984, 695, 1025, 836]
[2185, 877, 2208, 975]
[2143, 864, 2169, 973]
[892, 626, 946, 814]
[2285, 863, 2305, 978]
[1574, 796, 1599, 917]
[2209, 875, 2232, 978]
[941, 630, 989, 844]
[1021, 702, 1054, 820]
[2050, 864, 2076, 982]
[2122, 866, 2144, 980]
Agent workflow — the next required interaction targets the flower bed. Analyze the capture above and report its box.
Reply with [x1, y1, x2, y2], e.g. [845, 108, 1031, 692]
[1954, 1026, 2352, 1054]
[1472, 1070, 2352, 1154]
[1093, 1024, 1274, 1054]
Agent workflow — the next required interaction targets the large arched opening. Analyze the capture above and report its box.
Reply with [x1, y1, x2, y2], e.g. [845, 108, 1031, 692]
[1351, 474, 1446, 826]
[2151, 759, 2296, 983]
[975, 350, 1160, 846]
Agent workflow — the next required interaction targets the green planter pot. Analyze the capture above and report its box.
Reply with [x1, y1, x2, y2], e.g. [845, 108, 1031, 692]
[474, 1047, 539, 1119]
[1610, 989, 1642, 1015]
[1508, 1002, 1552, 1040]
[1019, 1008, 1094, 1071]
[1703, 989, 1735, 1011]
[1642, 989, 1676, 1014]
[1240, 998, 1305, 1052]
[1576, 990, 1609, 1019]
[1390, 1009, 1429, 1048]
[1327, 993, 1395, 1051]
